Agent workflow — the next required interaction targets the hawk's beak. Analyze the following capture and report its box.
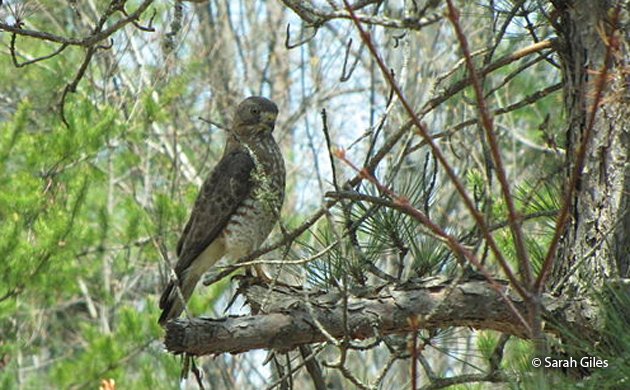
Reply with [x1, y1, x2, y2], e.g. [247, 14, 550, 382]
[261, 112, 277, 130]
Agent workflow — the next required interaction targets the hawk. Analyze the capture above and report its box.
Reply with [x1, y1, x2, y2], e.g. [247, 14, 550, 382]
[158, 96, 285, 326]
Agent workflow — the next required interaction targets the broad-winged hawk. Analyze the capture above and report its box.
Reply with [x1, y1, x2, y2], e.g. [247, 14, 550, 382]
[158, 96, 285, 325]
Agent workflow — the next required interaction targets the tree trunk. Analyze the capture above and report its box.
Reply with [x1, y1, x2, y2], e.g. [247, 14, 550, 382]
[550, 1, 630, 298]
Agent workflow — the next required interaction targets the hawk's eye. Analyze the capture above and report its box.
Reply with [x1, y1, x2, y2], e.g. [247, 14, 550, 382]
[250, 107, 260, 116]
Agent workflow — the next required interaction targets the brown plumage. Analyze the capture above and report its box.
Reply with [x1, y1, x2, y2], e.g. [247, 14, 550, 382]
[158, 96, 285, 326]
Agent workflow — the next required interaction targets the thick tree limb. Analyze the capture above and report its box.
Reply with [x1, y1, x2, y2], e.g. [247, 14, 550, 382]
[164, 277, 595, 356]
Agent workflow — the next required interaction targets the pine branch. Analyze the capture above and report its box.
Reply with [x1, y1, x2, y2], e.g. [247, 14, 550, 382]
[163, 277, 595, 356]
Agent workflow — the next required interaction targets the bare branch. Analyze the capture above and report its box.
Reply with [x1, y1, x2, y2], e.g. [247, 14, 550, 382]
[164, 277, 589, 356]
[280, 0, 441, 30]
[0, 0, 155, 48]
[446, 0, 533, 289]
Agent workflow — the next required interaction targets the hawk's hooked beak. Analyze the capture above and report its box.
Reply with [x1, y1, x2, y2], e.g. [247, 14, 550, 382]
[261, 112, 277, 131]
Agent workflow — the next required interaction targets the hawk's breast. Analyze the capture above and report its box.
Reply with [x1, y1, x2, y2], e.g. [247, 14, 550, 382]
[222, 136, 285, 261]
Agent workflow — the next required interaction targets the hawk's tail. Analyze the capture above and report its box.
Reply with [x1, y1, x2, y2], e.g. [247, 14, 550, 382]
[158, 272, 199, 326]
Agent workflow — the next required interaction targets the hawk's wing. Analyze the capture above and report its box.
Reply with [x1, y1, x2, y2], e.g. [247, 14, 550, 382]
[173, 148, 254, 274]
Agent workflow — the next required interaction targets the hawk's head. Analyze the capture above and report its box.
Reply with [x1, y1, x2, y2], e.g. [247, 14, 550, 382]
[233, 96, 279, 137]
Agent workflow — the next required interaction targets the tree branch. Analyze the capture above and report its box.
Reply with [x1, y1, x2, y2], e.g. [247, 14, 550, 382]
[163, 277, 591, 356]
[279, 0, 441, 30]
[0, 0, 155, 47]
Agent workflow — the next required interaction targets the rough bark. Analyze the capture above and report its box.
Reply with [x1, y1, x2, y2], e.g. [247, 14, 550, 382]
[550, 1, 630, 295]
[164, 277, 596, 355]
